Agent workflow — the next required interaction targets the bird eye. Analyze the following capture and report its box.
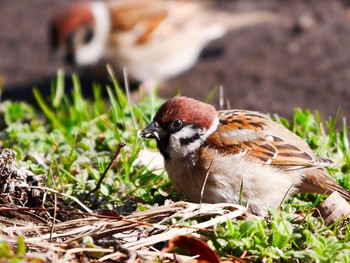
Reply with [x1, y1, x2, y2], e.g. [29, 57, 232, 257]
[172, 119, 183, 128]
[83, 27, 94, 44]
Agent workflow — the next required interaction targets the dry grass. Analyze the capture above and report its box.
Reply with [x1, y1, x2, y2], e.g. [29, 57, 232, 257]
[0, 200, 246, 262]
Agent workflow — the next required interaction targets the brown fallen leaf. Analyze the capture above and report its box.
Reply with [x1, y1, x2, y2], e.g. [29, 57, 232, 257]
[317, 191, 350, 225]
[164, 235, 219, 263]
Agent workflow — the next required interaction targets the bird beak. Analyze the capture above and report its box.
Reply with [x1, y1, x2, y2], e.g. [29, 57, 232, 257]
[140, 122, 165, 140]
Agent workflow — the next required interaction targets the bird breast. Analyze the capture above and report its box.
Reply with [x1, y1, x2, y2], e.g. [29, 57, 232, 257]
[165, 146, 302, 215]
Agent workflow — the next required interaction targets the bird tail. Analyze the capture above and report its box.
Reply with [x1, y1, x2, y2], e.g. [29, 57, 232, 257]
[212, 10, 282, 31]
[301, 169, 350, 201]
[326, 182, 350, 201]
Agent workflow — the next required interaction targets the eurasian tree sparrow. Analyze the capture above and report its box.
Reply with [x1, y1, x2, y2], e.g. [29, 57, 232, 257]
[140, 96, 350, 215]
[50, 0, 279, 81]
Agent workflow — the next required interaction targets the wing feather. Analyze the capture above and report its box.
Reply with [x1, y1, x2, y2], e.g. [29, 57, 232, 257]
[108, 0, 167, 43]
[205, 110, 333, 171]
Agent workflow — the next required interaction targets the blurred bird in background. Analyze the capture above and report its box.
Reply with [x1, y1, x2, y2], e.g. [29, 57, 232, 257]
[50, 0, 279, 83]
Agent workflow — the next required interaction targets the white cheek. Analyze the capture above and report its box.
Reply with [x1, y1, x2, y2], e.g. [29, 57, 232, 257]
[169, 126, 201, 158]
[168, 118, 220, 159]
[174, 126, 197, 139]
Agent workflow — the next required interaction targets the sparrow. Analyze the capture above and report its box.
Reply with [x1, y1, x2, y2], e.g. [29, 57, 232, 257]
[140, 96, 350, 215]
[49, 0, 279, 82]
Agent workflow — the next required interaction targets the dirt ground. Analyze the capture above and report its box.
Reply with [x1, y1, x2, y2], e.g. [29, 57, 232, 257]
[2, 0, 350, 122]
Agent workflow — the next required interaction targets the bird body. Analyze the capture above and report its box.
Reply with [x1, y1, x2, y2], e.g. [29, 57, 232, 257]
[50, 0, 279, 81]
[140, 97, 350, 215]
[106, 0, 226, 81]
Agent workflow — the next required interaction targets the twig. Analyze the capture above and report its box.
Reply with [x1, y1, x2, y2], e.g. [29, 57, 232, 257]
[132, 250, 196, 262]
[199, 153, 216, 206]
[86, 142, 126, 196]
[277, 183, 294, 212]
[97, 240, 144, 263]
[226, 99, 231, 109]
[49, 193, 58, 241]
[62, 247, 114, 262]
[22, 185, 93, 213]
[234, 250, 248, 263]
[219, 85, 224, 110]
[0, 207, 114, 218]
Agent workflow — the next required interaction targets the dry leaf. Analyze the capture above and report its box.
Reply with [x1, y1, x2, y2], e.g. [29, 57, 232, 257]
[165, 235, 219, 263]
[317, 191, 350, 225]
[95, 209, 123, 218]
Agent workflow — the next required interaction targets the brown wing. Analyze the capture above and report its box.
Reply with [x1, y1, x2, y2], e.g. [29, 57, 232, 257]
[205, 110, 333, 170]
[108, 0, 167, 44]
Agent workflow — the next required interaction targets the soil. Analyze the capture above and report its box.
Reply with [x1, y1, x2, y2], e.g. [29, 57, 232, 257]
[2, 0, 350, 123]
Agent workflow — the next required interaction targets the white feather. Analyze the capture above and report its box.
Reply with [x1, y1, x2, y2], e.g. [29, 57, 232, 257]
[76, 2, 111, 65]
[220, 129, 264, 142]
[169, 126, 201, 158]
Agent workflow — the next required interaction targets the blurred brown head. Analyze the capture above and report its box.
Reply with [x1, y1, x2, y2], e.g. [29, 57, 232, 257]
[49, 2, 110, 65]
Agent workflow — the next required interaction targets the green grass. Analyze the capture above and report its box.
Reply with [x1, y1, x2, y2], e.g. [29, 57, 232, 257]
[1, 71, 170, 208]
[1, 71, 350, 262]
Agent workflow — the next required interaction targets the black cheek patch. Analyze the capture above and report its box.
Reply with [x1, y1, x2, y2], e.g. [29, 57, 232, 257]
[179, 133, 200, 146]
[157, 136, 170, 161]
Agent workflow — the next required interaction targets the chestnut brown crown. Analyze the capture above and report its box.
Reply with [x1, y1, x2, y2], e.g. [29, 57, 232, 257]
[153, 96, 217, 131]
